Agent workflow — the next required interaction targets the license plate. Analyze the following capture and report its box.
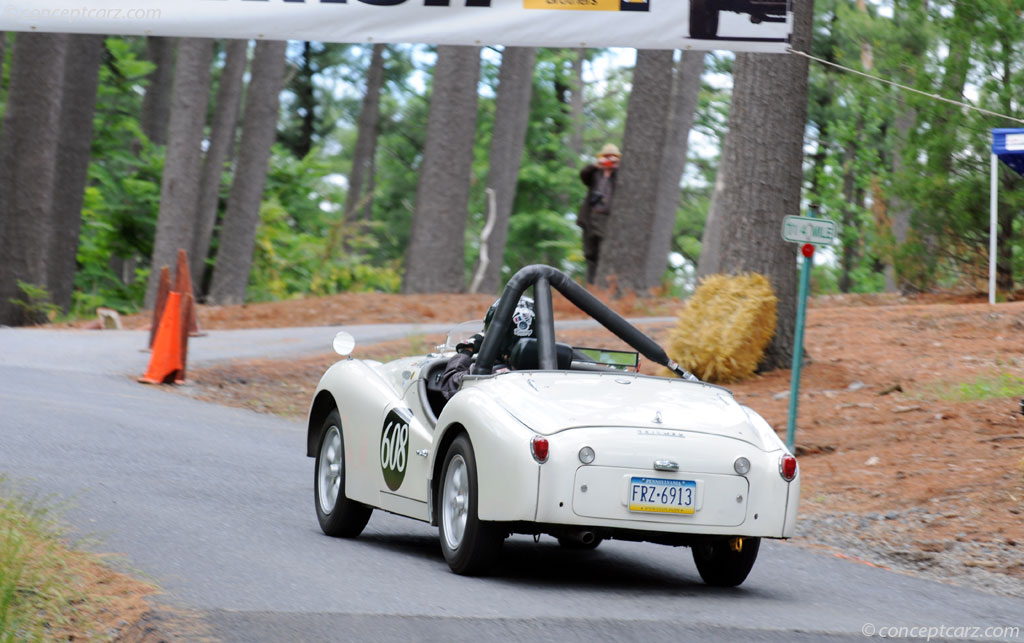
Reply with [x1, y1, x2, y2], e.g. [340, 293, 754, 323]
[628, 476, 696, 514]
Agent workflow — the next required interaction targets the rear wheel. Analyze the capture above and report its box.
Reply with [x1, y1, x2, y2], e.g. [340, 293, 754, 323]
[689, 0, 720, 39]
[438, 434, 503, 575]
[314, 410, 372, 537]
[691, 537, 760, 587]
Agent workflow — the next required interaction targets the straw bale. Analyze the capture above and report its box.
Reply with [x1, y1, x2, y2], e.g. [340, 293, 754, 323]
[661, 273, 777, 383]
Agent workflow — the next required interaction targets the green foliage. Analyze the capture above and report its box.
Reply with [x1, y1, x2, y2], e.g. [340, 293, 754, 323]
[247, 147, 402, 300]
[279, 42, 359, 158]
[9, 281, 60, 325]
[72, 37, 160, 315]
[804, 0, 1024, 295]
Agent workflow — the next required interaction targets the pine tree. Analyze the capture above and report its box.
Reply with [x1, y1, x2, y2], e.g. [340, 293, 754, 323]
[0, 34, 69, 325]
[145, 38, 215, 309]
[208, 40, 288, 305]
[48, 35, 105, 314]
[402, 46, 482, 293]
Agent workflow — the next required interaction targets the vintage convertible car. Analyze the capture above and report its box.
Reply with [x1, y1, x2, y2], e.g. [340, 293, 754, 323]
[306, 265, 799, 585]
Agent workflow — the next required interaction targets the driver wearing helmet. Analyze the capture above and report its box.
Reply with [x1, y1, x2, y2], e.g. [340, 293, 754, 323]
[439, 296, 535, 400]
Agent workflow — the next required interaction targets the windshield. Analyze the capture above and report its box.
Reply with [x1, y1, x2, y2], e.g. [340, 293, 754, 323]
[440, 320, 485, 353]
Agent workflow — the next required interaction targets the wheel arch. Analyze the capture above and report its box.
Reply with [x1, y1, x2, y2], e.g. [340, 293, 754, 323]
[430, 422, 468, 524]
[307, 390, 337, 457]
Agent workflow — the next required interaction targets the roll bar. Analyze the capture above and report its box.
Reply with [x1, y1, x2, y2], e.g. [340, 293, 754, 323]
[473, 264, 698, 381]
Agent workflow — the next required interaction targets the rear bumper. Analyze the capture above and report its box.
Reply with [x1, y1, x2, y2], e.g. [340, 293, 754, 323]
[531, 430, 799, 539]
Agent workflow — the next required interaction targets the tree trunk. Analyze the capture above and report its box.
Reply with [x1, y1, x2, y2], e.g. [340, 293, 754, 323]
[644, 50, 705, 290]
[569, 48, 586, 161]
[0, 33, 68, 325]
[838, 141, 858, 294]
[207, 40, 288, 306]
[47, 35, 105, 314]
[595, 49, 675, 293]
[140, 37, 178, 146]
[884, 102, 914, 293]
[144, 38, 215, 309]
[402, 46, 481, 294]
[473, 46, 537, 294]
[884, 0, 924, 293]
[696, 187, 724, 279]
[703, 0, 815, 371]
[294, 41, 317, 159]
[343, 43, 387, 225]
[192, 39, 249, 291]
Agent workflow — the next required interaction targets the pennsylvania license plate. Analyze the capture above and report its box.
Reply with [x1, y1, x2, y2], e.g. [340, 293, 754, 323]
[628, 476, 696, 514]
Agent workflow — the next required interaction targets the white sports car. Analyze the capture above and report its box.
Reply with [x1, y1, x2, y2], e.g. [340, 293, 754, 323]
[306, 265, 799, 585]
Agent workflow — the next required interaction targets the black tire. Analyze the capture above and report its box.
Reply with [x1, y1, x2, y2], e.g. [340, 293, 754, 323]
[437, 434, 504, 575]
[691, 537, 760, 587]
[689, 0, 720, 39]
[557, 536, 603, 551]
[314, 409, 372, 538]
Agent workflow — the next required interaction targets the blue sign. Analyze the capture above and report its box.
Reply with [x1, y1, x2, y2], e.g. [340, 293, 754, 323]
[992, 128, 1024, 176]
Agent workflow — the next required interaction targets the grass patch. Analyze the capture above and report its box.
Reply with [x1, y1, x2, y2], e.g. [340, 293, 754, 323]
[0, 479, 157, 641]
[0, 487, 76, 641]
[928, 371, 1024, 402]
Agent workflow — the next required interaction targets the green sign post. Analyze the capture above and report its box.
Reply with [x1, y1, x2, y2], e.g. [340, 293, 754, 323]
[781, 207, 836, 452]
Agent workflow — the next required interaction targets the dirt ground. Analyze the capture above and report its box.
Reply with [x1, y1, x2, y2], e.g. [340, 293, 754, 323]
[173, 289, 1024, 591]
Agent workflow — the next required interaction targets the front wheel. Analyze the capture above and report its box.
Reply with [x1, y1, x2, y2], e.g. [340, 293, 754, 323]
[438, 434, 503, 575]
[689, 0, 720, 39]
[314, 410, 372, 537]
[691, 537, 760, 587]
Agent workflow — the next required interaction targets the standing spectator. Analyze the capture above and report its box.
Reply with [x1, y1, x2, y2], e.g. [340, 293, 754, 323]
[577, 143, 621, 284]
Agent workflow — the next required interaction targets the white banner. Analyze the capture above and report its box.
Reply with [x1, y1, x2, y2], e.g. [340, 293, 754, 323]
[0, 0, 792, 53]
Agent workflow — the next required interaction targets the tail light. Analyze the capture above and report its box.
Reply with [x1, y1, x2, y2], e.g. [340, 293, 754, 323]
[779, 454, 798, 481]
[531, 436, 549, 463]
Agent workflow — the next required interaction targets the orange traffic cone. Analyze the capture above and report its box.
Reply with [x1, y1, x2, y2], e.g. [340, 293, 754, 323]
[148, 266, 172, 349]
[173, 248, 203, 337]
[139, 291, 184, 384]
[177, 293, 194, 384]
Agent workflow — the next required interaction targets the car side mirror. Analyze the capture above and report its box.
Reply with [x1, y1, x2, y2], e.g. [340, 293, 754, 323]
[332, 331, 355, 357]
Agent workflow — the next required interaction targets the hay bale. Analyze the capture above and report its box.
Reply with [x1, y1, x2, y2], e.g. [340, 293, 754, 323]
[661, 273, 777, 383]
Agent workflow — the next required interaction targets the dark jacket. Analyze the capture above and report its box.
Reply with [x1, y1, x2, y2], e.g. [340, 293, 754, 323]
[439, 352, 472, 400]
[577, 164, 617, 238]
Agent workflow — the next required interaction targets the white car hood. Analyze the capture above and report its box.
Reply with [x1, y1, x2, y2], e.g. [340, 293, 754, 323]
[467, 371, 772, 450]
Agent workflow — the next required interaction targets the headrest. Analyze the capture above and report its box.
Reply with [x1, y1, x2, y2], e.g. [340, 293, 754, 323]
[507, 338, 573, 371]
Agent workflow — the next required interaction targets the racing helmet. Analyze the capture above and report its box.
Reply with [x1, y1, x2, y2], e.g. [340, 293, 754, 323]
[484, 295, 535, 358]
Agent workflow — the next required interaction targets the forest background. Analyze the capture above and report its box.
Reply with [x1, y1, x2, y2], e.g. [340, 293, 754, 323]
[0, 0, 1021, 369]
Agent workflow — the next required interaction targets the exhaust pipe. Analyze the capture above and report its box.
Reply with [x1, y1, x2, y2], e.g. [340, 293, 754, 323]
[561, 529, 597, 546]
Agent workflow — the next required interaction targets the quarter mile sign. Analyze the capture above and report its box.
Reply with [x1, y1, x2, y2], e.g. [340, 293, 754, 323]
[781, 216, 838, 245]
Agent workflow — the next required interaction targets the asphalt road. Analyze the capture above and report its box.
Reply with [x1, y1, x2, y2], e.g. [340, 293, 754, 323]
[1, 326, 1022, 642]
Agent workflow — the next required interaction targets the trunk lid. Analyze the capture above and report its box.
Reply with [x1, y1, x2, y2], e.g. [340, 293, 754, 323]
[468, 371, 771, 450]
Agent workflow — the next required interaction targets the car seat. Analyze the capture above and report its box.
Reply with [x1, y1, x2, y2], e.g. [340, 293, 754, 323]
[507, 338, 574, 370]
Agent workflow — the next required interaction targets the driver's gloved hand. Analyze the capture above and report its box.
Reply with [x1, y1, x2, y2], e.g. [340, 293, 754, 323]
[456, 333, 484, 356]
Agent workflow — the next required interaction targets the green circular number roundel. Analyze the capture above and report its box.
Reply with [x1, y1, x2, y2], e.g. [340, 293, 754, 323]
[380, 408, 413, 491]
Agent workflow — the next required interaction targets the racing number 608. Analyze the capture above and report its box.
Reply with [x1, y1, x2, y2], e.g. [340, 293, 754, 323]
[380, 421, 409, 473]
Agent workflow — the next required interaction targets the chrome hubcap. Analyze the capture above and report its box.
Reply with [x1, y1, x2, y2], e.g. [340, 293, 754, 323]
[442, 454, 469, 550]
[318, 425, 342, 513]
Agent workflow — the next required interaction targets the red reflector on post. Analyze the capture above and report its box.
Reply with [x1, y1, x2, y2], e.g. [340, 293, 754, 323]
[531, 436, 549, 463]
[780, 454, 798, 481]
